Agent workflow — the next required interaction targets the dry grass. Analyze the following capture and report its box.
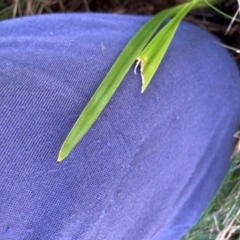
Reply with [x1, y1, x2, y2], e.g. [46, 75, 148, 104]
[182, 153, 240, 239]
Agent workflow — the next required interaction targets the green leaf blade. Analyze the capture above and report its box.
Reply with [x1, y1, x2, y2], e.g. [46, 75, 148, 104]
[57, 4, 184, 162]
[138, 2, 196, 93]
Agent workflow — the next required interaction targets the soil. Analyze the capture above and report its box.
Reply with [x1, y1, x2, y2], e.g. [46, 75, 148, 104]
[41, 0, 240, 67]
[5, 0, 240, 67]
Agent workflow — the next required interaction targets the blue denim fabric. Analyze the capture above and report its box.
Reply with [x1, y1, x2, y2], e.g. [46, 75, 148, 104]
[0, 13, 240, 240]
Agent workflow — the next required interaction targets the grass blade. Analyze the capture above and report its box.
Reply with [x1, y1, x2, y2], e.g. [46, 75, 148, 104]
[57, 4, 184, 162]
[204, 0, 240, 23]
[138, 1, 195, 92]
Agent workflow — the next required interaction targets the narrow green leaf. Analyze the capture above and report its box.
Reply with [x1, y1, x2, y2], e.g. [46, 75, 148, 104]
[57, 4, 184, 162]
[138, 1, 196, 93]
[204, 0, 240, 23]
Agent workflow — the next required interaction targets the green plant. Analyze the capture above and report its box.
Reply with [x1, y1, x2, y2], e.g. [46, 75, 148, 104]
[57, 0, 219, 162]
[182, 153, 240, 240]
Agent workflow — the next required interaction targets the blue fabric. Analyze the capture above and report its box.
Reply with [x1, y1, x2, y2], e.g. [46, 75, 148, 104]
[0, 13, 240, 240]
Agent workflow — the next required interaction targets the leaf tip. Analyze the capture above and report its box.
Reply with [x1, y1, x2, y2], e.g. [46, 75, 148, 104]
[56, 157, 63, 163]
[57, 151, 65, 163]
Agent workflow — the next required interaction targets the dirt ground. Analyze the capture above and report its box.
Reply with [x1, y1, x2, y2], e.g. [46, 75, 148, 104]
[50, 0, 240, 67]
[61, 0, 240, 68]
[2, 0, 240, 66]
